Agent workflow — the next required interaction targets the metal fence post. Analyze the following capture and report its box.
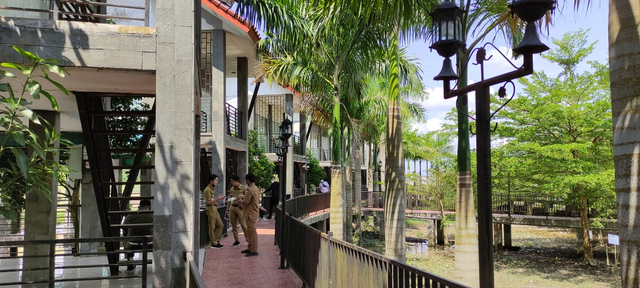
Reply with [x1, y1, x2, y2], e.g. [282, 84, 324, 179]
[49, 242, 56, 288]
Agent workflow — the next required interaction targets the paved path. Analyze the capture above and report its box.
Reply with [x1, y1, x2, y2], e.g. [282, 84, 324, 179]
[201, 218, 303, 288]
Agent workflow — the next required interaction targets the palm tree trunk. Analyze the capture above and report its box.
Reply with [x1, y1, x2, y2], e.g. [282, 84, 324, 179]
[384, 28, 406, 262]
[609, 1, 640, 284]
[330, 78, 346, 240]
[454, 58, 480, 286]
[345, 130, 353, 242]
[354, 140, 362, 238]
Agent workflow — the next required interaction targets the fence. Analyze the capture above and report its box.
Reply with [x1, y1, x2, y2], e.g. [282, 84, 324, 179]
[0, 0, 151, 27]
[277, 193, 469, 288]
[0, 236, 151, 287]
[225, 103, 243, 139]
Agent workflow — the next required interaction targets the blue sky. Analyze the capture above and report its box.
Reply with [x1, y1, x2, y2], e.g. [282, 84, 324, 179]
[408, 3, 609, 134]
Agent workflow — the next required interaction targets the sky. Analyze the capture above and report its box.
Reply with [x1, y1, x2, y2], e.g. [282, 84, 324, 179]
[407, 2, 609, 135]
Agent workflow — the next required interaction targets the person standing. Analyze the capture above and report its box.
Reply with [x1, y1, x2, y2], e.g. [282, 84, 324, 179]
[241, 173, 261, 257]
[226, 175, 248, 247]
[319, 179, 330, 193]
[203, 175, 225, 249]
[263, 176, 280, 219]
[122, 199, 153, 270]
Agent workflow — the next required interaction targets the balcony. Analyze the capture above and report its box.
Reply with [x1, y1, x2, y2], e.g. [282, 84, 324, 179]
[0, 0, 152, 27]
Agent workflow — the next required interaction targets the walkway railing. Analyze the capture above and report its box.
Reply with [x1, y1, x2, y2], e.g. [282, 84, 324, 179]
[278, 194, 469, 288]
[0, 236, 152, 287]
[0, 0, 151, 27]
[187, 252, 206, 288]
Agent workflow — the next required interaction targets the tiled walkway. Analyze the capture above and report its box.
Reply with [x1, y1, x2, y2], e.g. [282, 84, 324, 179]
[201, 219, 303, 288]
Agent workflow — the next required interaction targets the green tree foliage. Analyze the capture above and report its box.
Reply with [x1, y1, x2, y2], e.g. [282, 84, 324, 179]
[305, 151, 326, 191]
[492, 30, 613, 262]
[248, 130, 275, 189]
[0, 46, 69, 219]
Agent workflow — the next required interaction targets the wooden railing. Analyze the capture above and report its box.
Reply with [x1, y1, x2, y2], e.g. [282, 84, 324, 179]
[277, 193, 469, 288]
[0, 0, 151, 27]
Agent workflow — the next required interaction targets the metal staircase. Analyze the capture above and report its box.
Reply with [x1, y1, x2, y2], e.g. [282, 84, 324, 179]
[76, 92, 155, 275]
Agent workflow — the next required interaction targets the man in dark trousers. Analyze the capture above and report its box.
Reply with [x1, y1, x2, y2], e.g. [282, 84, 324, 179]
[263, 176, 280, 219]
[122, 199, 153, 271]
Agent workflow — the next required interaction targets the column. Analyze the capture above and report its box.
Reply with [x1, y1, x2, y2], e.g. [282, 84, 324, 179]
[23, 111, 59, 284]
[300, 114, 307, 195]
[79, 166, 102, 253]
[154, 0, 198, 286]
[504, 224, 512, 248]
[285, 94, 294, 198]
[237, 57, 248, 180]
[210, 29, 226, 191]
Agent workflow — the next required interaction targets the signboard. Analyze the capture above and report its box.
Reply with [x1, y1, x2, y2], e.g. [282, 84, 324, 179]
[608, 234, 619, 245]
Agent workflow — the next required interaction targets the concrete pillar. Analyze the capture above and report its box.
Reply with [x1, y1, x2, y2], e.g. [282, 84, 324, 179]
[154, 0, 198, 286]
[504, 224, 512, 248]
[237, 151, 248, 183]
[300, 114, 307, 195]
[285, 94, 293, 198]
[494, 223, 503, 251]
[436, 220, 445, 245]
[237, 57, 249, 182]
[23, 111, 59, 284]
[140, 157, 153, 197]
[79, 166, 102, 253]
[210, 29, 227, 191]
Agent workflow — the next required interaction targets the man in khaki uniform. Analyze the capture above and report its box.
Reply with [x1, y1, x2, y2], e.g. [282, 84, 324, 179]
[240, 173, 261, 256]
[204, 174, 225, 249]
[226, 175, 248, 247]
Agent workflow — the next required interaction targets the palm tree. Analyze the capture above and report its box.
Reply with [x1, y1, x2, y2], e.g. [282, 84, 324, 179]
[609, 0, 640, 286]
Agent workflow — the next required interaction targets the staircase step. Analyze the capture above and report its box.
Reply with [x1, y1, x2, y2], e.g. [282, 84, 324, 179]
[108, 210, 154, 215]
[103, 181, 154, 185]
[92, 130, 155, 135]
[111, 223, 153, 229]
[97, 148, 154, 153]
[106, 196, 154, 200]
[90, 111, 155, 117]
[101, 165, 155, 170]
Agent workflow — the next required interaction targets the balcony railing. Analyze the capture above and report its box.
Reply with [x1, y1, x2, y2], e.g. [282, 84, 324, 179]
[0, 0, 151, 27]
[292, 135, 303, 155]
[309, 148, 331, 161]
[225, 103, 243, 140]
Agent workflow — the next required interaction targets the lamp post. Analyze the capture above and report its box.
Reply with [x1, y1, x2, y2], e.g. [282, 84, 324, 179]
[376, 159, 382, 193]
[302, 156, 309, 195]
[430, 1, 554, 287]
[277, 117, 292, 269]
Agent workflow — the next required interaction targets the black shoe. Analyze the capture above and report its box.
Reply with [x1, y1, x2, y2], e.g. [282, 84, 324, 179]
[127, 264, 136, 271]
[211, 243, 224, 249]
[240, 249, 250, 253]
[245, 252, 258, 257]
[232, 241, 240, 247]
[266, 216, 272, 219]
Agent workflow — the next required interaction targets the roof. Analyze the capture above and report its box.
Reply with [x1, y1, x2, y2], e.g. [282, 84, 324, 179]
[202, 0, 261, 43]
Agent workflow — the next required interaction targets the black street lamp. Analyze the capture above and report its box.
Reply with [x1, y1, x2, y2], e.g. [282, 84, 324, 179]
[376, 159, 383, 193]
[430, 1, 554, 287]
[277, 116, 293, 269]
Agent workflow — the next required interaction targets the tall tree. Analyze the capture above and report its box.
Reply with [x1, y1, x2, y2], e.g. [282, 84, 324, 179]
[609, 0, 640, 285]
[494, 29, 612, 262]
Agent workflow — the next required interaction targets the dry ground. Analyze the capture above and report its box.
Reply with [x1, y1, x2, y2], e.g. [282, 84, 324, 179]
[361, 219, 621, 288]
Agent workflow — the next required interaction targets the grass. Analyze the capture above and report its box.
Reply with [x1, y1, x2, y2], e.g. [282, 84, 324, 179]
[359, 219, 622, 288]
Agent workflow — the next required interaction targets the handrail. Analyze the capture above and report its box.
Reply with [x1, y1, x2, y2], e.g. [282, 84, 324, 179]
[0, 236, 152, 287]
[187, 252, 206, 288]
[278, 194, 469, 288]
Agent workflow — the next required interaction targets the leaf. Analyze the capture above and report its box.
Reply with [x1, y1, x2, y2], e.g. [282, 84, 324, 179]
[13, 46, 38, 61]
[1, 63, 24, 72]
[10, 131, 26, 146]
[40, 90, 59, 110]
[0, 83, 11, 92]
[43, 76, 69, 95]
[43, 64, 67, 78]
[0, 70, 16, 79]
[9, 148, 28, 179]
[27, 81, 41, 99]
[20, 108, 40, 123]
